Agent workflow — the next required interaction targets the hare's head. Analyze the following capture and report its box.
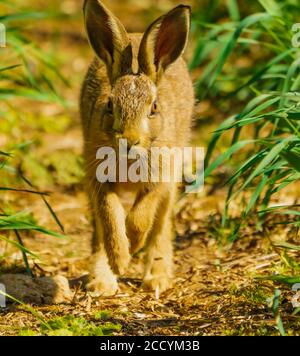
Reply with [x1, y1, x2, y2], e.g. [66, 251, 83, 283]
[84, 0, 191, 150]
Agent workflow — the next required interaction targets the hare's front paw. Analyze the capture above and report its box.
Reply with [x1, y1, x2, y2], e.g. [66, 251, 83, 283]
[107, 247, 131, 276]
[87, 277, 118, 297]
[142, 275, 172, 295]
[126, 212, 150, 254]
[127, 226, 148, 254]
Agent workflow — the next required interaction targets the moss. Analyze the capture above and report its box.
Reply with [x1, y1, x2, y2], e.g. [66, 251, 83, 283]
[19, 315, 122, 336]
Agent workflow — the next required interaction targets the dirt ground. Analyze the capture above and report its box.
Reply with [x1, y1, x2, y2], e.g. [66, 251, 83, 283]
[0, 173, 299, 336]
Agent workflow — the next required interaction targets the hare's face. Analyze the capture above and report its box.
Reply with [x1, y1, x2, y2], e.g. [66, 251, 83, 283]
[109, 74, 158, 150]
[84, 0, 191, 148]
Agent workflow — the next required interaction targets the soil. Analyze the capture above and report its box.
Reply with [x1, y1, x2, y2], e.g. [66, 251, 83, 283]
[0, 183, 298, 336]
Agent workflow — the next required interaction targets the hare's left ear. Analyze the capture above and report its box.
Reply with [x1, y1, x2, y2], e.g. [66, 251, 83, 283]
[138, 5, 191, 82]
[83, 0, 132, 83]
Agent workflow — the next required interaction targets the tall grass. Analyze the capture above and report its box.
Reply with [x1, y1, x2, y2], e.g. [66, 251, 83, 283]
[0, 1, 65, 274]
[192, 0, 300, 244]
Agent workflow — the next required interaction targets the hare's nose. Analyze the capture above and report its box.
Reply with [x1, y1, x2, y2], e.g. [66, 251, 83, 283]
[127, 139, 140, 151]
[116, 135, 140, 151]
[121, 131, 141, 148]
[129, 139, 140, 146]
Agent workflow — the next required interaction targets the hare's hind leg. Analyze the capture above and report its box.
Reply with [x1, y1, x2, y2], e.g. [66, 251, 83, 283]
[87, 217, 119, 296]
[142, 184, 176, 294]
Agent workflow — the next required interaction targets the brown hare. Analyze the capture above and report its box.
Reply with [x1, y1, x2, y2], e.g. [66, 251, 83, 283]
[80, 0, 194, 296]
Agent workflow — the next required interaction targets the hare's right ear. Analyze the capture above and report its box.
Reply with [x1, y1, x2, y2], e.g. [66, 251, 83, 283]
[138, 5, 191, 83]
[83, 0, 132, 83]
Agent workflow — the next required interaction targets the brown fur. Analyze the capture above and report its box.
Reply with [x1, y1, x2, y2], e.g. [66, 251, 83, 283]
[80, 0, 194, 296]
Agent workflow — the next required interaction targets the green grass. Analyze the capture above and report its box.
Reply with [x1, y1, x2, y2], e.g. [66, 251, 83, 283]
[0, 0, 67, 274]
[193, 0, 300, 246]
[191, 0, 300, 330]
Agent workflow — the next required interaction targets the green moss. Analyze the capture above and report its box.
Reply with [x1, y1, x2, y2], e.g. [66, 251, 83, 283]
[19, 315, 122, 336]
[229, 283, 271, 305]
[94, 310, 112, 321]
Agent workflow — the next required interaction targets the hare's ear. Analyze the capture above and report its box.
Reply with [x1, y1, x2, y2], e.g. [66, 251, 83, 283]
[138, 5, 191, 82]
[83, 0, 132, 83]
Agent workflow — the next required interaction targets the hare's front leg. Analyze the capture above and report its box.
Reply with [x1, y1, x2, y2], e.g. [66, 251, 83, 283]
[88, 219, 119, 296]
[126, 189, 161, 254]
[98, 190, 131, 275]
[142, 185, 176, 294]
[88, 190, 131, 295]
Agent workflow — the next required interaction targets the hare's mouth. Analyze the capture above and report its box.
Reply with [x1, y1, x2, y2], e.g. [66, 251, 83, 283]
[116, 146, 149, 160]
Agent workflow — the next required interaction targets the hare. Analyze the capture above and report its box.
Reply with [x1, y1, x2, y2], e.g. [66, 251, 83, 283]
[80, 0, 194, 296]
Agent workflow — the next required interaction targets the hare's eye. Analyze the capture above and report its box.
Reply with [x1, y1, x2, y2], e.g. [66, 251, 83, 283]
[107, 99, 113, 115]
[150, 101, 159, 118]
